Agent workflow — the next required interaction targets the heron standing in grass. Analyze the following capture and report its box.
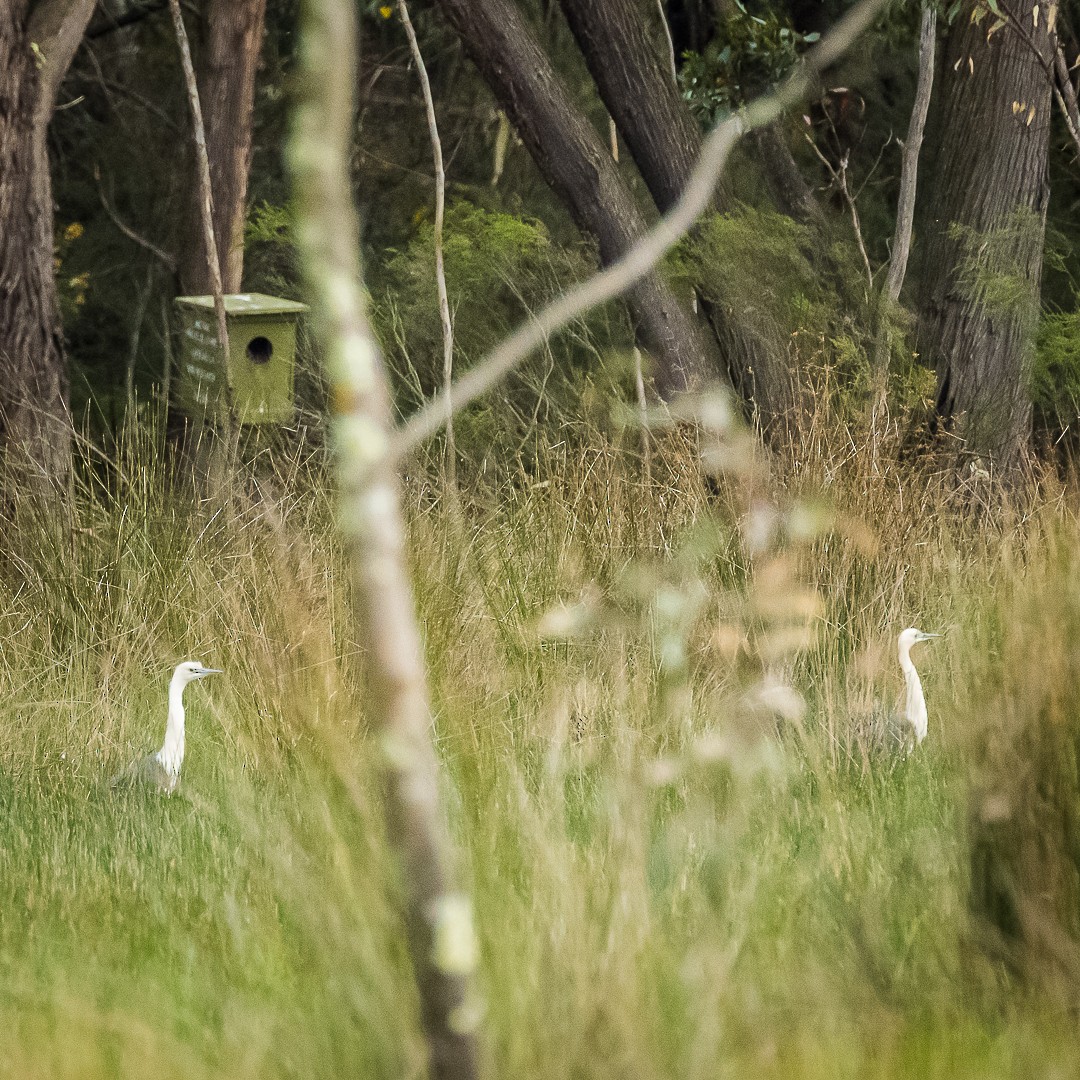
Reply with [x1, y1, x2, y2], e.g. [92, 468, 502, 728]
[898, 627, 939, 745]
[111, 662, 221, 794]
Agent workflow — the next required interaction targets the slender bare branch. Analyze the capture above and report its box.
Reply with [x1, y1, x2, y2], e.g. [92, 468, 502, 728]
[882, 4, 935, 307]
[397, 0, 457, 490]
[994, 2, 1080, 155]
[168, 0, 228, 356]
[656, 0, 678, 84]
[870, 3, 936, 451]
[1053, 37, 1080, 156]
[998, 2, 1054, 80]
[803, 137, 874, 290]
[396, 0, 893, 456]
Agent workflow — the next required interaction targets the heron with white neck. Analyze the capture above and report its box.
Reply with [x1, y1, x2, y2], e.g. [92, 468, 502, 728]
[110, 661, 221, 794]
[897, 627, 939, 744]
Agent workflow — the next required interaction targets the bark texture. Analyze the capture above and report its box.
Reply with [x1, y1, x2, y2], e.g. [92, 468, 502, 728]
[749, 121, 823, 226]
[180, 0, 267, 294]
[918, 0, 1052, 474]
[560, 0, 712, 214]
[558, 0, 797, 426]
[433, 0, 722, 398]
[0, 0, 96, 492]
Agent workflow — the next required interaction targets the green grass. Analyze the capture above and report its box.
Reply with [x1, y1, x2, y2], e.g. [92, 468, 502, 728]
[1, 419, 1079, 1077]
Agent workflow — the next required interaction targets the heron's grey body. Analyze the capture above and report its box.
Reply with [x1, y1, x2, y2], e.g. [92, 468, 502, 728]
[110, 662, 221, 794]
[110, 751, 181, 795]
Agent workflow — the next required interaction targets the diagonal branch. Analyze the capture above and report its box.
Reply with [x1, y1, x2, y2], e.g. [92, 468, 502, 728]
[994, 2, 1080, 156]
[395, 0, 894, 456]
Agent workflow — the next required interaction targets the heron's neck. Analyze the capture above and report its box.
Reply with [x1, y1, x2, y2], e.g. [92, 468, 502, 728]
[901, 652, 928, 742]
[158, 673, 187, 776]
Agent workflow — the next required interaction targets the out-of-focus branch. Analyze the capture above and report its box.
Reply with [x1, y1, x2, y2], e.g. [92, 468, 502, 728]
[289, 1, 482, 1078]
[396, 0, 893, 456]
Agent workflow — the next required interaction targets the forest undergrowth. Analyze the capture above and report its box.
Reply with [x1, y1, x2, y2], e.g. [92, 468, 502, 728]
[1, 399, 1079, 1079]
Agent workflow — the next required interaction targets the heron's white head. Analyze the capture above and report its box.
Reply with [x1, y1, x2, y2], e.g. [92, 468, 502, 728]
[898, 627, 939, 659]
[173, 661, 222, 684]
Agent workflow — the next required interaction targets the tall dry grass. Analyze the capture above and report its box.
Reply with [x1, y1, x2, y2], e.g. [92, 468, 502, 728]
[0, 397, 1078, 1077]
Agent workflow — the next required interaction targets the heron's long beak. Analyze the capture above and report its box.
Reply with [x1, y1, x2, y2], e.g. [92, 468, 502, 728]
[916, 632, 941, 642]
[198, 668, 223, 677]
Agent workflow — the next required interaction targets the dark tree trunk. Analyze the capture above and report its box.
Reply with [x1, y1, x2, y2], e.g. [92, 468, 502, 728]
[558, 0, 798, 427]
[917, 0, 1052, 476]
[666, 0, 730, 59]
[180, 0, 267, 294]
[432, 0, 722, 398]
[749, 122, 823, 226]
[560, 0, 712, 214]
[0, 0, 95, 494]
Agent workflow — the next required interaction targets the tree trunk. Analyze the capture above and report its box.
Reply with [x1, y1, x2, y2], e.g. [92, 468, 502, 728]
[561, 0, 710, 214]
[0, 0, 95, 494]
[917, 1, 1052, 476]
[748, 121, 823, 226]
[558, 0, 798, 429]
[432, 0, 721, 398]
[180, 0, 267, 294]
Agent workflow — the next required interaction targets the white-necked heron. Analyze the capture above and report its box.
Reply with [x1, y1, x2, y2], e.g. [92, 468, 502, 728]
[897, 627, 939, 744]
[111, 661, 221, 794]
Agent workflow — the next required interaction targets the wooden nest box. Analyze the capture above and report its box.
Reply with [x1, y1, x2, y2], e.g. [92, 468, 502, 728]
[174, 292, 309, 425]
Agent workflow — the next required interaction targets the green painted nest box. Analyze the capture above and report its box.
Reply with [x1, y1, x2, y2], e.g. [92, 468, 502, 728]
[174, 292, 309, 425]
